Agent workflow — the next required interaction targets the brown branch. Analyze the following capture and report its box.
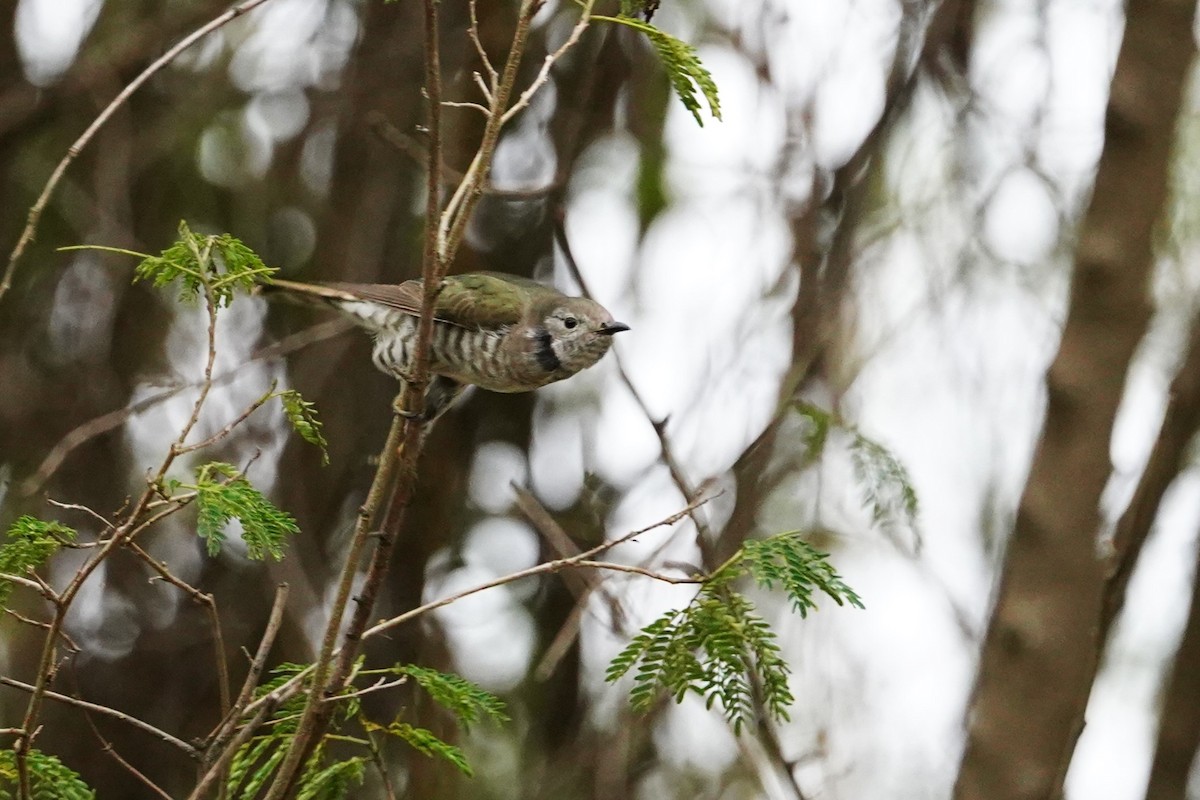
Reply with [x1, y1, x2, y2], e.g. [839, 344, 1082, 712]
[21, 318, 351, 497]
[0, 677, 198, 758]
[262, 1, 452, 793]
[363, 495, 713, 641]
[187, 693, 282, 800]
[82, 709, 175, 800]
[439, 0, 544, 265]
[1102, 314, 1200, 634]
[15, 286, 224, 787]
[200, 582, 289, 797]
[125, 542, 231, 717]
[174, 387, 276, 456]
[0, 0, 276, 305]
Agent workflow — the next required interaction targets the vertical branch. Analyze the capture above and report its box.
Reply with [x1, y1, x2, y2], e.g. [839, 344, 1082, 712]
[260, 2, 450, 796]
[439, 0, 545, 265]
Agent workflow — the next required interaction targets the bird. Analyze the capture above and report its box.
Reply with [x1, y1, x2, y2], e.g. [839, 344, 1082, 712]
[266, 272, 630, 421]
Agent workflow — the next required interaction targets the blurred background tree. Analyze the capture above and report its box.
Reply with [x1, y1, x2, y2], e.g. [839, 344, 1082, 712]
[3, 0, 1200, 798]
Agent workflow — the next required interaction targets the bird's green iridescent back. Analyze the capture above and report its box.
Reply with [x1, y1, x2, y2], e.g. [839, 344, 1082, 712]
[427, 272, 561, 329]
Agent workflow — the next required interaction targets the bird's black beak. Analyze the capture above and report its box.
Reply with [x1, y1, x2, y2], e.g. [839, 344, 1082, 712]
[598, 321, 630, 336]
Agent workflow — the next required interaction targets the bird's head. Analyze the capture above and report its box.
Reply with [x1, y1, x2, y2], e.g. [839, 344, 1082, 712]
[536, 297, 630, 375]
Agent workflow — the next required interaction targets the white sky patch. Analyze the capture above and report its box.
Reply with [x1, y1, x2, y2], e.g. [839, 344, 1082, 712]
[982, 169, 1061, 265]
[14, 0, 101, 86]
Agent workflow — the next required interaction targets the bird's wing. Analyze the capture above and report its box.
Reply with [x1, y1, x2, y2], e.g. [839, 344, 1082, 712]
[274, 274, 533, 328]
[431, 273, 530, 328]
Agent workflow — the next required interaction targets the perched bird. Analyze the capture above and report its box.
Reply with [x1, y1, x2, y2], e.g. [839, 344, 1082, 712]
[267, 272, 629, 420]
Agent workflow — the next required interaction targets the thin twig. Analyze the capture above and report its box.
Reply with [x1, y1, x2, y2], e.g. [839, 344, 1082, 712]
[0, 574, 58, 602]
[83, 711, 175, 800]
[501, 0, 596, 125]
[174, 388, 276, 455]
[187, 694, 281, 800]
[3, 610, 80, 652]
[125, 542, 231, 717]
[439, 0, 543, 264]
[441, 100, 491, 117]
[468, 0, 498, 87]
[0, 0, 275, 304]
[21, 318, 350, 497]
[363, 495, 713, 640]
[45, 499, 115, 531]
[328, 676, 408, 702]
[0, 677, 199, 758]
[573, 560, 701, 584]
[203, 583, 289, 765]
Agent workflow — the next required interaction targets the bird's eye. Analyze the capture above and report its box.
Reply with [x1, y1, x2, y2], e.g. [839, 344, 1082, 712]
[563, 316, 578, 329]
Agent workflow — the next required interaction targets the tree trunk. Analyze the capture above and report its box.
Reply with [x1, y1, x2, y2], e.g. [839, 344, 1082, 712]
[953, 0, 1197, 798]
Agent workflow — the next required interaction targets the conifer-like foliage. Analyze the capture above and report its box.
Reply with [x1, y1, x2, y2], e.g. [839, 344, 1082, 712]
[795, 402, 921, 537]
[168, 462, 300, 560]
[132, 220, 273, 307]
[228, 662, 507, 792]
[606, 532, 864, 732]
[598, 13, 722, 126]
[0, 749, 94, 800]
[279, 389, 330, 465]
[0, 518, 76, 604]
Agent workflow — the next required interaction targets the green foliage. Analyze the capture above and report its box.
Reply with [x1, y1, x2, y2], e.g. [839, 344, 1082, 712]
[181, 462, 299, 560]
[607, 533, 860, 732]
[606, 588, 791, 733]
[619, 0, 660, 19]
[0, 748, 95, 799]
[794, 402, 920, 537]
[0, 517, 76, 605]
[279, 390, 330, 465]
[739, 533, 864, 617]
[849, 432, 920, 534]
[363, 720, 473, 777]
[228, 661, 499, 792]
[598, 15, 721, 126]
[228, 665, 362, 800]
[296, 750, 365, 800]
[392, 665, 508, 730]
[133, 221, 274, 307]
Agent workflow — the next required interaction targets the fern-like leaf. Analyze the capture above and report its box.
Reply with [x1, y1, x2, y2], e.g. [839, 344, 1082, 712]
[133, 221, 274, 307]
[192, 462, 299, 560]
[296, 754, 365, 800]
[0, 517, 76, 605]
[619, 0, 660, 20]
[279, 390, 330, 465]
[393, 666, 508, 730]
[849, 431, 920, 535]
[598, 15, 721, 126]
[606, 588, 792, 733]
[740, 533, 864, 617]
[366, 720, 473, 776]
[0, 748, 95, 799]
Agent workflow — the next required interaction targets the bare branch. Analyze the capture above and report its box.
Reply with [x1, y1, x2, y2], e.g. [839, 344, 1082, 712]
[0, 677, 199, 758]
[21, 318, 350, 497]
[442, 100, 491, 117]
[125, 542, 231, 716]
[204, 583, 289, 766]
[0, 0, 276, 304]
[363, 495, 714, 640]
[501, 1, 596, 125]
[469, 0, 499, 87]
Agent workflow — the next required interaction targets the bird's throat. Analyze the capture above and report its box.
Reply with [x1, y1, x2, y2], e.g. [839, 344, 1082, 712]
[532, 326, 562, 373]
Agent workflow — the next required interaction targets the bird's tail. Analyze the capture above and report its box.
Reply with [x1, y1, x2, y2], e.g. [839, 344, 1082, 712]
[261, 279, 402, 334]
